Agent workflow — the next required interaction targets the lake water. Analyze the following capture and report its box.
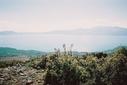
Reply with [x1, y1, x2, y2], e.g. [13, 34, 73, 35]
[0, 34, 127, 52]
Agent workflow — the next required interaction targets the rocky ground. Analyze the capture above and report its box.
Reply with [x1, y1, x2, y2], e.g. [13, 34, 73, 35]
[0, 64, 46, 85]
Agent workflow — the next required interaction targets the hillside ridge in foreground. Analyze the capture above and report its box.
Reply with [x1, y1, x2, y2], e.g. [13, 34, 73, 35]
[0, 46, 127, 85]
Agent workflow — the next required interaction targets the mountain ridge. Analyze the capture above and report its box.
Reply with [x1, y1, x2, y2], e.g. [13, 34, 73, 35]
[47, 26, 127, 35]
[0, 47, 47, 57]
[0, 26, 127, 35]
[0, 46, 127, 57]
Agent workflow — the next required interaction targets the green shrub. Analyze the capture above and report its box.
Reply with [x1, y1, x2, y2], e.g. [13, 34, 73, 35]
[32, 48, 127, 85]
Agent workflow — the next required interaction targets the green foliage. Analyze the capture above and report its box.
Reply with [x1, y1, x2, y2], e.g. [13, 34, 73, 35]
[1, 46, 127, 85]
[115, 47, 127, 56]
[33, 48, 127, 85]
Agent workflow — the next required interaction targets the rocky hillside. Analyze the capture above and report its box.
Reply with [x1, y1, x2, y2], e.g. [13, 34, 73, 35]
[0, 47, 127, 85]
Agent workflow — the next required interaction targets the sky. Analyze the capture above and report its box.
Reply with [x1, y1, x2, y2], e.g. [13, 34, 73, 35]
[0, 0, 127, 32]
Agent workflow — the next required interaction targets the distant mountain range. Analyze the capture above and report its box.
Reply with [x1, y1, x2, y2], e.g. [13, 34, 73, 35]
[48, 26, 127, 35]
[0, 26, 127, 35]
[0, 31, 17, 35]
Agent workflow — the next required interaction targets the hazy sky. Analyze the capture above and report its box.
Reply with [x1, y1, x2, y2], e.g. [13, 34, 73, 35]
[0, 0, 127, 32]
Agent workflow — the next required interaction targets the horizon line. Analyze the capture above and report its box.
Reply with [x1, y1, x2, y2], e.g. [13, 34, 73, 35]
[0, 26, 127, 33]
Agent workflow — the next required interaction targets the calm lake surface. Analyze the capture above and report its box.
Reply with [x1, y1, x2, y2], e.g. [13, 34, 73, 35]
[0, 34, 127, 52]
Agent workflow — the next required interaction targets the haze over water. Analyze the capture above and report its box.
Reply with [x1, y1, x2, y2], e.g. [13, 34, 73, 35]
[0, 34, 127, 52]
[0, 0, 127, 52]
